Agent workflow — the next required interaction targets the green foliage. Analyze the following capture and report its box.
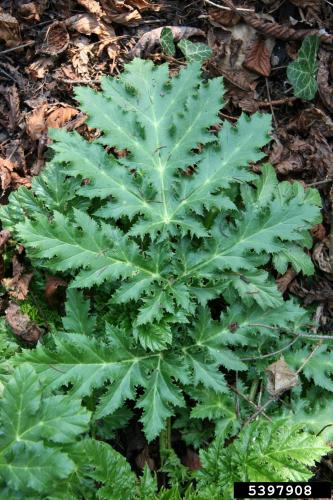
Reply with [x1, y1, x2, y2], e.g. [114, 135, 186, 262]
[0, 58, 329, 496]
[287, 35, 320, 100]
[161, 27, 175, 56]
[197, 419, 329, 499]
[178, 39, 212, 63]
[0, 364, 90, 496]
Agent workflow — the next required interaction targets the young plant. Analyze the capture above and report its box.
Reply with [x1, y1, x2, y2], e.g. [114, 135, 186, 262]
[0, 58, 330, 494]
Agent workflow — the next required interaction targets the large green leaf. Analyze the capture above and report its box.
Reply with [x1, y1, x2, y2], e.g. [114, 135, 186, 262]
[0, 365, 90, 495]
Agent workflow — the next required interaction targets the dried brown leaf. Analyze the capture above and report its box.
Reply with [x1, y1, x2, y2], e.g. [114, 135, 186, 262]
[77, 0, 104, 16]
[100, 0, 141, 25]
[18, 1, 48, 22]
[5, 140, 26, 173]
[127, 0, 164, 11]
[45, 275, 67, 307]
[26, 104, 48, 141]
[66, 13, 115, 39]
[46, 107, 79, 129]
[0, 230, 11, 250]
[3, 272, 33, 301]
[26, 57, 54, 79]
[182, 449, 201, 470]
[311, 224, 327, 241]
[135, 445, 155, 470]
[5, 302, 41, 344]
[0, 158, 14, 191]
[7, 85, 20, 130]
[276, 267, 297, 293]
[11, 172, 31, 189]
[220, 66, 258, 91]
[312, 240, 332, 273]
[0, 12, 21, 47]
[265, 358, 298, 396]
[318, 49, 333, 114]
[131, 26, 205, 57]
[288, 107, 333, 137]
[243, 38, 271, 77]
[235, 8, 333, 42]
[208, 8, 240, 28]
[38, 21, 70, 55]
[275, 154, 304, 175]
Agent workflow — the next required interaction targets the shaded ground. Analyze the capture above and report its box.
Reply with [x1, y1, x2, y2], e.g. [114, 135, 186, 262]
[1, 0, 333, 485]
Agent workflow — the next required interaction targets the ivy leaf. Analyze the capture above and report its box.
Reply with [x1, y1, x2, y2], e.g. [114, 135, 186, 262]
[287, 35, 320, 100]
[178, 40, 212, 63]
[160, 27, 175, 56]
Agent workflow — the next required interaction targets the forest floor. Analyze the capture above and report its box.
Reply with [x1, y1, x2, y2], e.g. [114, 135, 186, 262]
[1, 0, 333, 487]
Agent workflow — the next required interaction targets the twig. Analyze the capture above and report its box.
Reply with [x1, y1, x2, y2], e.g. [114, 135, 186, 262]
[257, 96, 297, 107]
[243, 395, 277, 426]
[247, 322, 333, 341]
[296, 341, 322, 375]
[53, 76, 101, 84]
[240, 337, 299, 361]
[0, 41, 35, 56]
[292, 332, 333, 341]
[265, 77, 277, 128]
[229, 384, 272, 421]
[306, 178, 333, 187]
[204, 0, 254, 12]
[235, 372, 241, 419]
[0, 67, 20, 84]
[329, 199, 333, 273]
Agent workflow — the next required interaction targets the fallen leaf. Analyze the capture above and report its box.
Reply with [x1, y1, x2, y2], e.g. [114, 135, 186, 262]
[26, 103, 48, 141]
[243, 38, 272, 77]
[18, 0, 47, 22]
[26, 57, 54, 79]
[312, 240, 332, 274]
[77, 0, 104, 16]
[182, 449, 201, 470]
[11, 172, 31, 189]
[38, 21, 70, 55]
[208, 8, 241, 28]
[0, 158, 15, 190]
[45, 275, 67, 307]
[1, 85, 21, 131]
[100, 0, 141, 25]
[135, 445, 155, 470]
[3, 272, 33, 301]
[5, 140, 26, 173]
[0, 257, 5, 281]
[311, 224, 326, 241]
[131, 26, 205, 57]
[5, 302, 41, 344]
[318, 49, 333, 114]
[265, 358, 298, 396]
[276, 268, 297, 293]
[66, 13, 115, 39]
[0, 12, 21, 47]
[46, 107, 79, 128]
[127, 0, 163, 11]
[275, 154, 304, 175]
[0, 230, 11, 250]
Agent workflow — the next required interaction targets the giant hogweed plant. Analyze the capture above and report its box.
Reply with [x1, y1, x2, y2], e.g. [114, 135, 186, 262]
[0, 58, 331, 497]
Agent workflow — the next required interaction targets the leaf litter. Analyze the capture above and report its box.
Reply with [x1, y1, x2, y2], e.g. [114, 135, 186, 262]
[1, 0, 333, 484]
